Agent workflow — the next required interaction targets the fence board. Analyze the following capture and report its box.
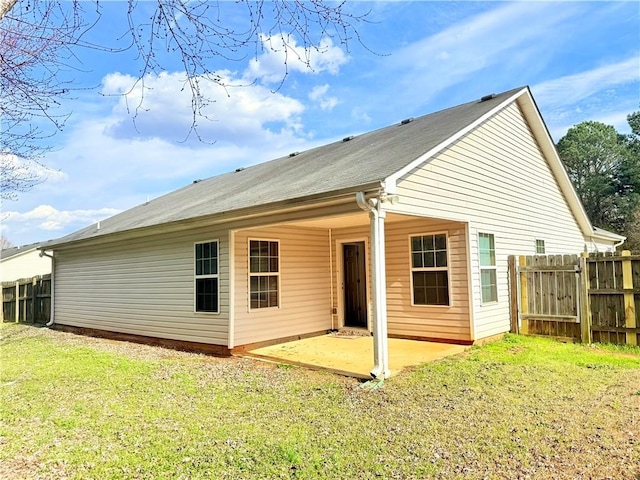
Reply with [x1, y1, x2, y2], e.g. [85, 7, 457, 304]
[509, 252, 639, 346]
[2, 275, 51, 324]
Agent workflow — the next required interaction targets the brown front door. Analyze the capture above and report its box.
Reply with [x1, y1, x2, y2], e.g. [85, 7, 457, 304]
[343, 242, 367, 328]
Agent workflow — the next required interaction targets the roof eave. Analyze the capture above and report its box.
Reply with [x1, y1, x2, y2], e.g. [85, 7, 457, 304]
[41, 181, 384, 250]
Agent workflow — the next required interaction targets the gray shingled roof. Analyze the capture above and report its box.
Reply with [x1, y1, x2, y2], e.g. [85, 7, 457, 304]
[1, 242, 41, 260]
[44, 87, 525, 248]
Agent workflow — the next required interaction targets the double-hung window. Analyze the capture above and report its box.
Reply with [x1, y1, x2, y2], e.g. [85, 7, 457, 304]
[535, 239, 546, 254]
[249, 239, 279, 309]
[410, 233, 450, 306]
[479, 233, 497, 303]
[195, 241, 219, 313]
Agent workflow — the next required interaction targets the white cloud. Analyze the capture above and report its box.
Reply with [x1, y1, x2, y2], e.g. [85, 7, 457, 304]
[309, 84, 339, 111]
[1, 154, 67, 193]
[101, 70, 306, 145]
[384, 2, 578, 105]
[2, 205, 120, 239]
[351, 107, 371, 124]
[3, 68, 324, 245]
[531, 58, 640, 108]
[246, 35, 348, 84]
[531, 58, 639, 141]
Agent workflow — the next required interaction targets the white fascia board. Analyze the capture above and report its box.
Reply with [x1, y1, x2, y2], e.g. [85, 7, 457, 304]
[591, 232, 626, 243]
[384, 88, 529, 194]
[515, 89, 595, 238]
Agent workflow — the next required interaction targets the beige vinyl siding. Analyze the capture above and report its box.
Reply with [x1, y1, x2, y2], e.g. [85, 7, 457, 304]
[330, 218, 471, 341]
[233, 226, 331, 345]
[392, 101, 586, 339]
[54, 226, 230, 345]
[386, 219, 470, 341]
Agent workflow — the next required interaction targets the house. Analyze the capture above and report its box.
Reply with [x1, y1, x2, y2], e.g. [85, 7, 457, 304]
[1, 243, 52, 283]
[40, 86, 623, 378]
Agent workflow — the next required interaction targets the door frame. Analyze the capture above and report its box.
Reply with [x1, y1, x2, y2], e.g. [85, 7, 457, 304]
[336, 237, 370, 330]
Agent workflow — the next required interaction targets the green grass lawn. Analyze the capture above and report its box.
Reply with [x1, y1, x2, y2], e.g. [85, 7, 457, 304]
[1, 323, 639, 479]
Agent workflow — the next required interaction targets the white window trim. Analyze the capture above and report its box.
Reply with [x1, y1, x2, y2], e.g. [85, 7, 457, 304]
[478, 232, 498, 305]
[194, 239, 220, 315]
[408, 232, 451, 308]
[535, 239, 546, 254]
[247, 237, 281, 312]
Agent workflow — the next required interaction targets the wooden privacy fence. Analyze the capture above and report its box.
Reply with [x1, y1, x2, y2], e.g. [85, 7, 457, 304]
[1, 274, 51, 324]
[509, 252, 639, 346]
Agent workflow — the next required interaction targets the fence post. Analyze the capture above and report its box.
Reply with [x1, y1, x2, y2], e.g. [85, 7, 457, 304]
[621, 250, 637, 346]
[14, 280, 20, 323]
[579, 253, 592, 344]
[508, 255, 519, 333]
[518, 255, 528, 335]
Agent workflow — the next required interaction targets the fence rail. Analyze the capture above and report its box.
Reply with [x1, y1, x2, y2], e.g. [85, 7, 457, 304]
[509, 251, 639, 346]
[1, 274, 51, 324]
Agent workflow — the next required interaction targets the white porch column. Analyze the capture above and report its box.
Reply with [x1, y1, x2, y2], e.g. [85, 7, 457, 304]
[356, 192, 390, 379]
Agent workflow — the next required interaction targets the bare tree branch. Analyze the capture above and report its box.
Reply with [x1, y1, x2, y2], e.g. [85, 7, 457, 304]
[0, 0, 370, 197]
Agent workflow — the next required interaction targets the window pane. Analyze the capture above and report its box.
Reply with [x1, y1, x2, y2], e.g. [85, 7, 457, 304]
[269, 258, 278, 273]
[196, 278, 219, 312]
[259, 257, 269, 273]
[413, 285, 426, 304]
[250, 240, 279, 274]
[435, 251, 447, 268]
[249, 257, 259, 273]
[481, 269, 497, 303]
[412, 271, 449, 306]
[424, 235, 434, 251]
[479, 233, 495, 267]
[411, 235, 447, 268]
[424, 252, 435, 268]
[195, 242, 218, 275]
[250, 273, 279, 309]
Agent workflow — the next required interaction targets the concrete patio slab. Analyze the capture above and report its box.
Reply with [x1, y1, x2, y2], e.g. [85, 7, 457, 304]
[245, 334, 469, 379]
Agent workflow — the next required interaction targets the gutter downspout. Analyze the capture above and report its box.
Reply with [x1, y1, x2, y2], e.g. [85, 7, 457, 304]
[356, 192, 390, 379]
[39, 250, 55, 327]
[613, 238, 626, 250]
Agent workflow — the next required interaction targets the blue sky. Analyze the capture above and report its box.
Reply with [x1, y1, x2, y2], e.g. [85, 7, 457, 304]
[2, 1, 639, 246]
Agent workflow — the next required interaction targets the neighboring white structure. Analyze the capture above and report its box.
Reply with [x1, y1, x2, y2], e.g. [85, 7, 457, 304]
[41, 86, 624, 378]
[0, 243, 52, 283]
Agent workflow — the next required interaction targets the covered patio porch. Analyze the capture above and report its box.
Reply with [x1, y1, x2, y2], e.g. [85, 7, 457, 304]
[244, 333, 469, 379]
[229, 195, 473, 379]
